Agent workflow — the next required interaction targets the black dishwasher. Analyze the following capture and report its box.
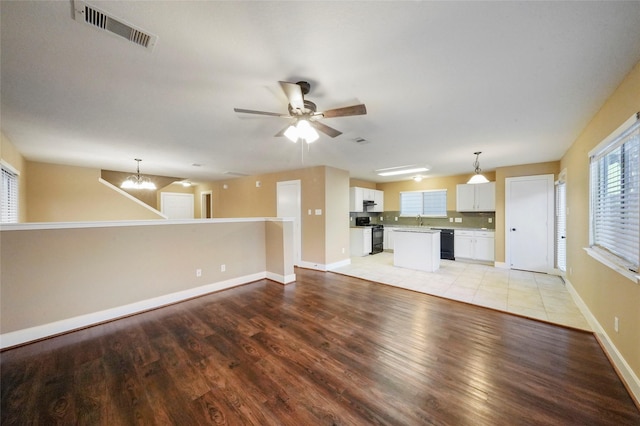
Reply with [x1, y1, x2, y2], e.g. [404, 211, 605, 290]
[439, 229, 455, 260]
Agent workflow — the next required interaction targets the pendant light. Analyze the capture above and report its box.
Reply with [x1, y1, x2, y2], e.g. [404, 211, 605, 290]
[467, 151, 489, 184]
[121, 158, 157, 190]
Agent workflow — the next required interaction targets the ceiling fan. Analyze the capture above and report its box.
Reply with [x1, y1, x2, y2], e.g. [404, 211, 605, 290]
[234, 81, 367, 142]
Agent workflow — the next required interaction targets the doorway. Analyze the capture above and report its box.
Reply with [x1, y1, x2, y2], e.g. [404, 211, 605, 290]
[505, 174, 555, 273]
[277, 180, 302, 266]
[555, 171, 567, 274]
[201, 191, 213, 219]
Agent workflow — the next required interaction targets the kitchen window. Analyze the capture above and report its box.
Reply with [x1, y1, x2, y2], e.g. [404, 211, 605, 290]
[587, 112, 639, 281]
[400, 189, 447, 217]
[1, 163, 19, 223]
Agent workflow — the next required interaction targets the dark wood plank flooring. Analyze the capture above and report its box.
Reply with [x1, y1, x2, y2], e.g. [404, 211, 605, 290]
[2, 268, 639, 425]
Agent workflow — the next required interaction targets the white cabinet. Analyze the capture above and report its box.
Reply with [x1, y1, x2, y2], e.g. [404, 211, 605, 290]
[456, 182, 495, 212]
[384, 227, 400, 250]
[350, 227, 372, 256]
[371, 190, 384, 212]
[454, 230, 494, 261]
[349, 187, 364, 212]
[350, 187, 384, 212]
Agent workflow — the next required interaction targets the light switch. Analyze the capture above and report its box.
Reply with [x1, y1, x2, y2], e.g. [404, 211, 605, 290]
[315, 209, 322, 215]
[454, 218, 462, 223]
[308, 209, 312, 215]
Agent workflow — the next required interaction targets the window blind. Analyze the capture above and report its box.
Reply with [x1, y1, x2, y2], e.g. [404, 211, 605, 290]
[590, 115, 639, 271]
[400, 190, 447, 217]
[1, 165, 19, 223]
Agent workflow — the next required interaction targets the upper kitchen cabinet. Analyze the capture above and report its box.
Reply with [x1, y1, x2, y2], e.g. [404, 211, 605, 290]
[456, 182, 495, 212]
[350, 187, 384, 212]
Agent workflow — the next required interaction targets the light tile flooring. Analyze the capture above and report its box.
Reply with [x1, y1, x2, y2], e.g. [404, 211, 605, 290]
[331, 252, 591, 331]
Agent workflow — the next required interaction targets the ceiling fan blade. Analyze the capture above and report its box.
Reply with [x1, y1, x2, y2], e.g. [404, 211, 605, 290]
[311, 121, 342, 138]
[322, 104, 367, 118]
[274, 124, 290, 137]
[234, 108, 290, 117]
[279, 81, 304, 110]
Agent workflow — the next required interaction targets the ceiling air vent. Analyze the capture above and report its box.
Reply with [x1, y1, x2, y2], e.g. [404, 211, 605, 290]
[73, 1, 157, 51]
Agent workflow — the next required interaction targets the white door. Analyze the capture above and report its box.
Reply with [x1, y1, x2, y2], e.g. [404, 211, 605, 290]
[506, 175, 555, 273]
[555, 178, 567, 273]
[277, 180, 301, 266]
[161, 192, 194, 219]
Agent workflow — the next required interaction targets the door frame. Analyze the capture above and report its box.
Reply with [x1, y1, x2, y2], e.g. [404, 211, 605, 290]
[200, 190, 213, 219]
[505, 174, 555, 273]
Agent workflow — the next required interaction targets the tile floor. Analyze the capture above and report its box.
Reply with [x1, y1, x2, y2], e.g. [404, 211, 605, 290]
[331, 252, 591, 331]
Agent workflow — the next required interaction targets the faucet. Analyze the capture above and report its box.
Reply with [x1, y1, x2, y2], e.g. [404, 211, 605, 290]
[416, 214, 423, 227]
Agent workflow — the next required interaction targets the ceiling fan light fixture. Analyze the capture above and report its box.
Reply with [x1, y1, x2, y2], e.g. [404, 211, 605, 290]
[284, 125, 299, 142]
[297, 119, 319, 143]
[467, 151, 489, 184]
[121, 158, 157, 190]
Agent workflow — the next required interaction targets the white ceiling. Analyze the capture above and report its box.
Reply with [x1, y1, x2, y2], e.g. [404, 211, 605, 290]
[2, 1, 640, 183]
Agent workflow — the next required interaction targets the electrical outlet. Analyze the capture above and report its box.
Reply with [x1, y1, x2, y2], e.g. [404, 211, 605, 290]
[380, 217, 383, 221]
[221, 264, 226, 272]
[394, 217, 398, 221]
[449, 217, 453, 222]
[614, 316, 619, 333]
[196, 269, 202, 277]
[488, 218, 493, 223]
[342, 247, 345, 254]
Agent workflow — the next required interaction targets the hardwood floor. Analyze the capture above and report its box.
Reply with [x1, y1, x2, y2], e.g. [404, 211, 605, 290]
[2, 268, 639, 425]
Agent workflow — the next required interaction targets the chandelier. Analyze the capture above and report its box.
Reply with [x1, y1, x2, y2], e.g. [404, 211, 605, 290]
[121, 158, 157, 190]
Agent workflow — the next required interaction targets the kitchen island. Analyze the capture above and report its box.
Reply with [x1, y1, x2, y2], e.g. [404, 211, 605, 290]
[393, 228, 441, 272]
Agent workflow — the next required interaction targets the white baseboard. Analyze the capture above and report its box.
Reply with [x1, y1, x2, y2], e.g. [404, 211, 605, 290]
[0, 272, 266, 350]
[327, 258, 351, 270]
[266, 271, 296, 285]
[565, 277, 640, 404]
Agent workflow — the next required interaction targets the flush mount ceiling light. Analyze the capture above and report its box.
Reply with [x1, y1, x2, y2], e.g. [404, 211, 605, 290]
[413, 176, 424, 182]
[284, 119, 320, 143]
[467, 151, 490, 184]
[376, 166, 430, 177]
[121, 158, 157, 190]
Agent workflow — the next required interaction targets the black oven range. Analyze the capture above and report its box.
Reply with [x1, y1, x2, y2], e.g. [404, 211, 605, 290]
[355, 217, 384, 255]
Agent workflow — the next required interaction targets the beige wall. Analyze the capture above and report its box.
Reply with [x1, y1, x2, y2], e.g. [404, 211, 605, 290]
[560, 60, 640, 377]
[494, 161, 560, 263]
[194, 165, 349, 268]
[0, 132, 27, 222]
[0, 220, 289, 337]
[377, 171, 497, 211]
[26, 161, 165, 222]
[325, 167, 350, 265]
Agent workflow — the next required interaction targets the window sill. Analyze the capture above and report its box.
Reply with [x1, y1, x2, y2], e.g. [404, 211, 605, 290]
[584, 247, 640, 284]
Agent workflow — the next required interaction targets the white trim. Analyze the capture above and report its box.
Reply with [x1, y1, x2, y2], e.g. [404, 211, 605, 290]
[584, 247, 640, 284]
[1, 216, 290, 232]
[0, 159, 20, 175]
[266, 271, 296, 285]
[565, 277, 640, 404]
[98, 178, 169, 218]
[588, 113, 638, 157]
[327, 258, 351, 270]
[298, 260, 328, 271]
[0, 272, 266, 349]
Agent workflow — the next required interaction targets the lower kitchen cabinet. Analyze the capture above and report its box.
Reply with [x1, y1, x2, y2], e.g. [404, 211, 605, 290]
[383, 227, 400, 250]
[350, 227, 372, 256]
[454, 230, 494, 262]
